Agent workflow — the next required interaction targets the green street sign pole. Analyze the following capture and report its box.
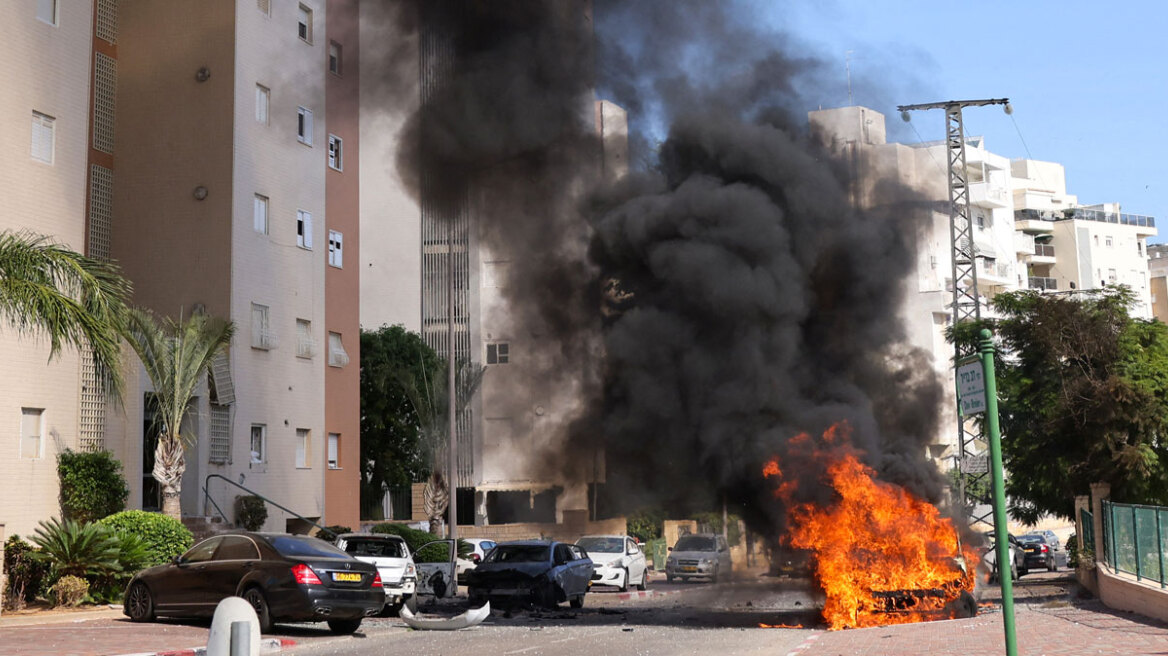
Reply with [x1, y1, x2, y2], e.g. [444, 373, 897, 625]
[980, 328, 1018, 656]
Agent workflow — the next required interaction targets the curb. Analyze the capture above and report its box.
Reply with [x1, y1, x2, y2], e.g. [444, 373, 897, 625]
[115, 637, 296, 656]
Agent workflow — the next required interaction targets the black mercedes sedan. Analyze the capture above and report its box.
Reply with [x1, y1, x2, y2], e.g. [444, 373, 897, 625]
[123, 532, 384, 634]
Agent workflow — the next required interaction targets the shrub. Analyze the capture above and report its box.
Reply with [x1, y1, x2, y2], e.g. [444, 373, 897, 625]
[319, 525, 353, 542]
[370, 523, 470, 561]
[88, 531, 153, 604]
[98, 510, 193, 567]
[30, 517, 122, 580]
[3, 535, 50, 610]
[234, 495, 267, 531]
[57, 449, 129, 523]
[626, 508, 664, 543]
[52, 575, 89, 607]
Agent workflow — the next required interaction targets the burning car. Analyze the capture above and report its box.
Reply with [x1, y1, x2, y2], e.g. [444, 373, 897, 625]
[467, 540, 592, 608]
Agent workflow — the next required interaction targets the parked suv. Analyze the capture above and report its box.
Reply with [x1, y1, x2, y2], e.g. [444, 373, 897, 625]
[665, 533, 731, 583]
[334, 533, 416, 615]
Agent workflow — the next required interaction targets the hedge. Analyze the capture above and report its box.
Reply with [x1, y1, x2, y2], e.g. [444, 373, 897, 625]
[57, 450, 128, 523]
[97, 510, 193, 567]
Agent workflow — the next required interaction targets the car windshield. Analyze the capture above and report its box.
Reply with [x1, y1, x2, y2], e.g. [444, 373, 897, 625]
[485, 545, 550, 563]
[1017, 535, 1045, 544]
[268, 536, 350, 558]
[344, 538, 405, 558]
[674, 536, 716, 552]
[576, 537, 623, 553]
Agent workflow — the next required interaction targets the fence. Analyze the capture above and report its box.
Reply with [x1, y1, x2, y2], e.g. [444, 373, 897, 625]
[1101, 500, 1168, 588]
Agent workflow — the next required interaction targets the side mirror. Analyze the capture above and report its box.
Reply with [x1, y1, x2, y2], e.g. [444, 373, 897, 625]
[171, 555, 183, 565]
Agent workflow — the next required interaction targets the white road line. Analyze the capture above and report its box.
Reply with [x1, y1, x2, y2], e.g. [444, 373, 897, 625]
[504, 635, 578, 654]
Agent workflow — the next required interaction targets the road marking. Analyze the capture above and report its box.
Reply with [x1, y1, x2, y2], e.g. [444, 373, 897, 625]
[784, 631, 822, 656]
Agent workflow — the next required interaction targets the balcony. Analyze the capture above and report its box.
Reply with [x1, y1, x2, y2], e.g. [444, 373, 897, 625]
[969, 182, 1010, 208]
[1027, 242, 1056, 265]
[1028, 276, 1058, 291]
[1014, 208, 1157, 236]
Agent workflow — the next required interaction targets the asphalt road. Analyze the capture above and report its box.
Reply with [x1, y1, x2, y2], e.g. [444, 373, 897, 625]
[290, 578, 821, 656]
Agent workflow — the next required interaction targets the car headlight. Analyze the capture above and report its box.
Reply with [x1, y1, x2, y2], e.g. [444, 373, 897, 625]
[606, 558, 623, 568]
[700, 558, 714, 566]
[405, 563, 417, 578]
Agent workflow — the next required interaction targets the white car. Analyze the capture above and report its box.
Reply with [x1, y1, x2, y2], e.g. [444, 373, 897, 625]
[576, 535, 648, 592]
[334, 533, 417, 614]
[456, 538, 498, 584]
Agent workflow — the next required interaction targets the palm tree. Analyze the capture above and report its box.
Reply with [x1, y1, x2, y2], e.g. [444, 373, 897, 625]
[0, 231, 131, 398]
[404, 359, 484, 536]
[122, 309, 234, 520]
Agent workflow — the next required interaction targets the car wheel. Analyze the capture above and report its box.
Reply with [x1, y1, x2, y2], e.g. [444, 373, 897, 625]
[637, 568, 648, 591]
[327, 618, 362, 635]
[126, 582, 154, 622]
[619, 568, 629, 593]
[569, 594, 584, 609]
[1018, 565, 1027, 578]
[539, 582, 559, 609]
[243, 587, 273, 634]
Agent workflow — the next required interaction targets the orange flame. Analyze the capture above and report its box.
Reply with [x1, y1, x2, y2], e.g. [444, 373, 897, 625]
[764, 423, 978, 630]
[758, 623, 804, 629]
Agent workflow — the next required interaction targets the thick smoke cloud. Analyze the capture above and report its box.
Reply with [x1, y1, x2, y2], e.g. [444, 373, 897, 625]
[381, 0, 947, 534]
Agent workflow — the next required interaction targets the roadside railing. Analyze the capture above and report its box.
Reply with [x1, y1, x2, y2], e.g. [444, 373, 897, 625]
[1101, 499, 1168, 588]
[203, 473, 336, 538]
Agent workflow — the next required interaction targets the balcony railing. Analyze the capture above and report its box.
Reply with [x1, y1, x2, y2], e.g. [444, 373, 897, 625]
[1034, 243, 1055, 257]
[1015, 208, 1156, 229]
[1029, 276, 1058, 290]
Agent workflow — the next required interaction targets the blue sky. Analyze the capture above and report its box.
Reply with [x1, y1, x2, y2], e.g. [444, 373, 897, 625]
[752, 1, 1167, 242]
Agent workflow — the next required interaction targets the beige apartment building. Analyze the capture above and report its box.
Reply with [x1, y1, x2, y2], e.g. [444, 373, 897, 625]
[0, 0, 362, 538]
[809, 105, 1156, 464]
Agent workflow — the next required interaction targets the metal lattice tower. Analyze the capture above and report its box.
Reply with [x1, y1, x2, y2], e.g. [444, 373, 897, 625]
[897, 98, 1010, 529]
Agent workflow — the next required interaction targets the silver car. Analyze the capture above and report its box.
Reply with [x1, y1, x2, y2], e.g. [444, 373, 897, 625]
[665, 534, 731, 583]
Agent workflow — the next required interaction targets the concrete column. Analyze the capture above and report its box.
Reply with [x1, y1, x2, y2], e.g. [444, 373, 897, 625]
[1073, 494, 1098, 594]
[1090, 482, 1111, 568]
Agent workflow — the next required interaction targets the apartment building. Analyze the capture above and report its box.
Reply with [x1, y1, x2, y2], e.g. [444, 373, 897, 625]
[1148, 244, 1168, 322]
[809, 105, 1157, 462]
[0, 0, 100, 538]
[0, 0, 361, 536]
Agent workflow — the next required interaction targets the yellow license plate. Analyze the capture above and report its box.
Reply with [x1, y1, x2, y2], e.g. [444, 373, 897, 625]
[333, 572, 362, 582]
[682, 566, 697, 573]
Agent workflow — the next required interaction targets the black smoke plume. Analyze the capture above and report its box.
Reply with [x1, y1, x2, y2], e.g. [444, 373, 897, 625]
[380, 0, 947, 534]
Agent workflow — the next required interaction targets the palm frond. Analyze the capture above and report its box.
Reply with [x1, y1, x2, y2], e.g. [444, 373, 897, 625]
[0, 231, 131, 400]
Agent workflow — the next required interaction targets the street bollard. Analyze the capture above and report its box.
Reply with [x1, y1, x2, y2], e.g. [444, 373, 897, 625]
[207, 596, 260, 656]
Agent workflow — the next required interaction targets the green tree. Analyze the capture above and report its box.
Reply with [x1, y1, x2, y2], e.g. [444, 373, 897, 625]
[122, 309, 234, 520]
[360, 325, 443, 518]
[0, 231, 131, 398]
[954, 287, 1168, 523]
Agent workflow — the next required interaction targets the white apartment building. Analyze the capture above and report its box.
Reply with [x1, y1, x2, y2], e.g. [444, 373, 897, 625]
[0, 0, 363, 538]
[810, 106, 1156, 463]
[0, 0, 99, 538]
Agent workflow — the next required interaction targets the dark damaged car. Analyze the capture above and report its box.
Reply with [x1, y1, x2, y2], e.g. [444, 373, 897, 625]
[466, 540, 592, 608]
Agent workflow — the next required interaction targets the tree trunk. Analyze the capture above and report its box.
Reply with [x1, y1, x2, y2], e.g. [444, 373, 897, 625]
[153, 435, 186, 521]
[424, 471, 449, 536]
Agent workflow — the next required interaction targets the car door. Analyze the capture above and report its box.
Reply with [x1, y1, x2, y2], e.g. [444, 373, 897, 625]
[161, 536, 222, 612]
[568, 544, 593, 594]
[414, 540, 455, 598]
[204, 535, 262, 608]
[626, 538, 646, 584]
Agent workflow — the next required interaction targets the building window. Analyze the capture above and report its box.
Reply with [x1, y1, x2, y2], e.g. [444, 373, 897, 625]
[21, 408, 44, 459]
[486, 342, 510, 364]
[253, 194, 268, 234]
[327, 433, 340, 469]
[209, 403, 231, 464]
[296, 429, 311, 468]
[297, 4, 312, 43]
[296, 318, 315, 358]
[328, 134, 342, 170]
[250, 424, 266, 464]
[1106, 236, 1113, 247]
[297, 107, 313, 145]
[328, 230, 343, 268]
[296, 210, 313, 249]
[251, 303, 276, 350]
[1139, 242, 1145, 256]
[256, 85, 269, 124]
[31, 112, 55, 164]
[1108, 268, 1118, 283]
[328, 332, 349, 367]
[329, 41, 342, 75]
[36, 0, 57, 26]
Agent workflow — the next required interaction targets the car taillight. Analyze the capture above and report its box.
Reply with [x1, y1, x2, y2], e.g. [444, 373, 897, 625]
[1041, 545, 1048, 553]
[472, 554, 481, 564]
[372, 572, 383, 588]
[292, 563, 323, 585]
